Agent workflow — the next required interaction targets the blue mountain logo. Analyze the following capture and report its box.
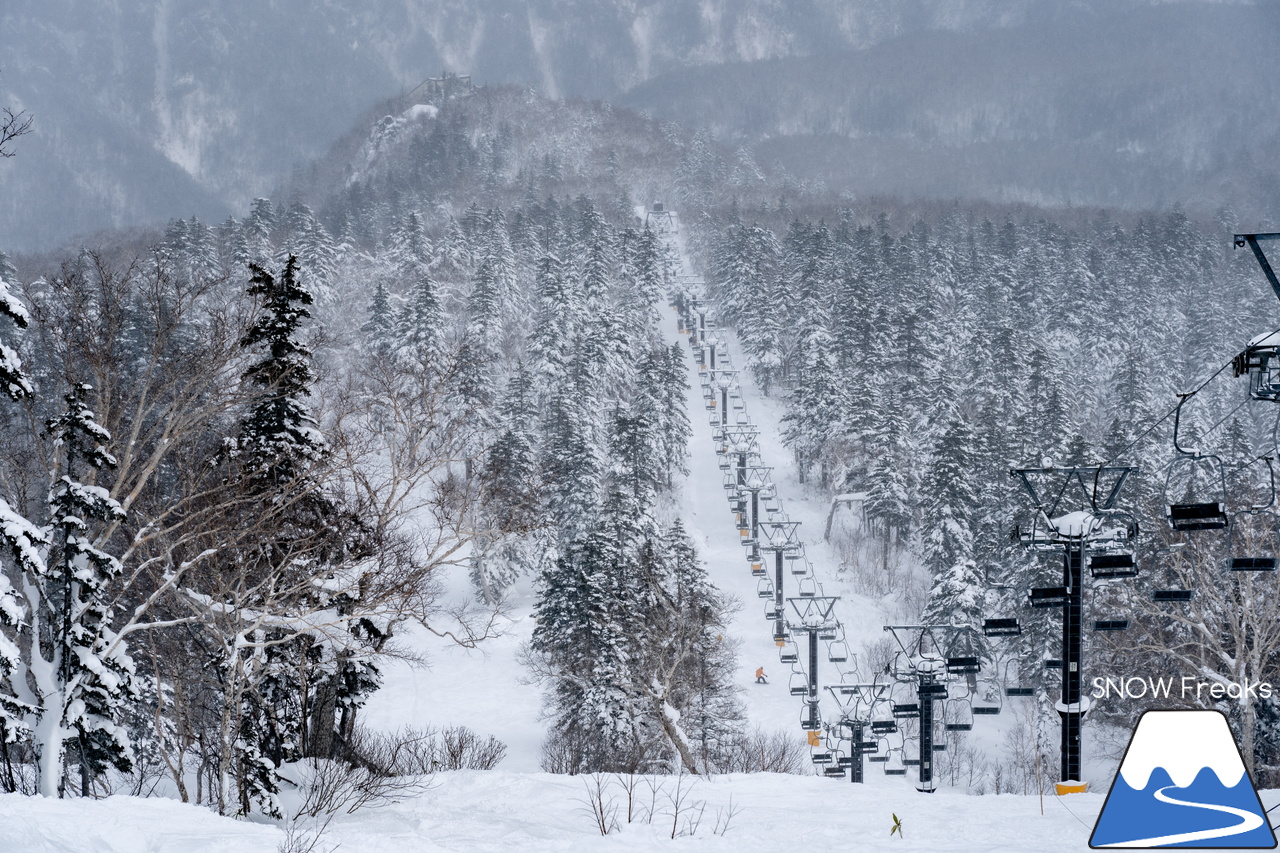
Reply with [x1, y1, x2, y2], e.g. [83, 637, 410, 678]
[1090, 710, 1276, 848]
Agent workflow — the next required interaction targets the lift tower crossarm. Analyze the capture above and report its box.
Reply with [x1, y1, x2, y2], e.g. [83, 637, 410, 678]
[1235, 233, 1280, 303]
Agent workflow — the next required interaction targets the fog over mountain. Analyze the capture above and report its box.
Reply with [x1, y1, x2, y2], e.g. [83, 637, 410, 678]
[0, 0, 1271, 251]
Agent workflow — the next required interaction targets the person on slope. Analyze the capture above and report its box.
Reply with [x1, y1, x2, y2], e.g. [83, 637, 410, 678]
[755, 667, 768, 684]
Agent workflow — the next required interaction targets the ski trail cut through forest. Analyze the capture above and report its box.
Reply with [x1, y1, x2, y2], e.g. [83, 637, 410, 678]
[655, 208, 895, 746]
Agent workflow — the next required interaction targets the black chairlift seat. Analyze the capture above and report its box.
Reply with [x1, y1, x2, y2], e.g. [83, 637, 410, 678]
[884, 767, 907, 776]
[871, 721, 898, 735]
[1093, 620, 1130, 632]
[756, 580, 774, 598]
[1090, 553, 1138, 579]
[983, 618, 1021, 637]
[903, 758, 921, 767]
[891, 703, 920, 719]
[856, 741, 880, 754]
[1030, 587, 1068, 607]
[1167, 502, 1228, 531]
[779, 645, 799, 663]
[824, 765, 846, 778]
[750, 563, 766, 577]
[972, 703, 1001, 716]
[818, 626, 839, 641]
[1153, 589, 1193, 603]
[946, 721, 973, 732]
[1045, 659, 1063, 670]
[868, 755, 890, 763]
[946, 656, 981, 675]
[932, 743, 947, 752]
[1005, 686, 1035, 697]
[919, 683, 948, 699]
[839, 754, 857, 767]
[827, 641, 850, 663]
[1231, 557, 1277, 571]
[811, 750, 833, 765]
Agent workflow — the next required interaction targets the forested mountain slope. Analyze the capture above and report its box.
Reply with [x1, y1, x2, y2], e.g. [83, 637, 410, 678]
[2, 0, 1267, 250]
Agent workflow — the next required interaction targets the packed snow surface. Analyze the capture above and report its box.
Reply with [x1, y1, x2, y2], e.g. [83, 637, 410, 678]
[0, 771, 1136, 853]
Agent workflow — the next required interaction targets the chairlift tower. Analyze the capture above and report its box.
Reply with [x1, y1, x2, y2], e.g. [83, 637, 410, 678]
[826, 682, 889, 783]
[740, 467, 773, 560]
[712, 370, 738, 426]
[882, 625, 974, 793]
[761, 521, 803, 641]
[788, 596, 840, 733]
[1008, 464, 1138, 795]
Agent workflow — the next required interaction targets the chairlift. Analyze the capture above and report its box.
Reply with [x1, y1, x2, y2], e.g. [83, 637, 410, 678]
[1153, 589, 1194, 603]
[779, 641, 799, 663]
[891, 702, 920, 719]
[757, 579, 775, 599]
[818, 625, 840, 641]
[828, 640, 851, 663]
[798, 576, 819, 597]
[946, 700, 975, 732]
[1090, 552, 1138, 579]
[764, 602, 781, 621]
[972, 692, 1002, 716]
[946, 656, 981, 675]
[823, 764, 846, 778]
[1005, 686, 1035, 697]
[871, 720, 898, 735]
[982, 618, 1021, 637]
[811, 747, 834, 765]
[919, 682, 948, 700]
[1231, 330, 1280, 401]
[1164, 394, 1229, 530]
[1092, 619, 1130, 632]
[800, 704, 822, 731]
[789, 672, 809, 696]
[750, 560, 766, 577]
[1227, 457, 1279, 570]
[1029, 587, 1068, 608]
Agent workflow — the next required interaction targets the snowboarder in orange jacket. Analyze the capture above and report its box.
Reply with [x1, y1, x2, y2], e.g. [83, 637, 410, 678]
[755, 667, 767, 684]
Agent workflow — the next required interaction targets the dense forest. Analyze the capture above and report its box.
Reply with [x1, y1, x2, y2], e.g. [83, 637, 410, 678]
[4, 66, 1280, 820]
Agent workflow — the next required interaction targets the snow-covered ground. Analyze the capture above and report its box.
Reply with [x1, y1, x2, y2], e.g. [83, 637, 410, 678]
[0, 769, 1136, 853]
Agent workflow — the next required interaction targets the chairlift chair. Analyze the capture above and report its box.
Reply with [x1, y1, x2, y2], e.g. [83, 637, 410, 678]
[1093, 619, 1130, 632]
[982, 618, 1021, 637]
[1153, 589, 1194, 603]
[764, 602, 781, 621]
[972, 674, 1003, 715]
[1164, 395, 1230, 530]
[946, 656, 981, 675]
[800, 704, 822, 731]
[798, 576, 819, 597]
[779, 641, 800, 663]
[946, 699, 975, 732]
[891, 702, 920, 719]
[828, 640, 851, 663]
[818, 624, 840, 641]
[757, 578, 775, 599]
[1227, 458, 1279, 571]
[789, 671, 810, 696]
[1090, 551, 1138, 579]
[1231, 331, 1280, 401]
[871, 720, 898, 736]
[1029, 587, 1068, 608]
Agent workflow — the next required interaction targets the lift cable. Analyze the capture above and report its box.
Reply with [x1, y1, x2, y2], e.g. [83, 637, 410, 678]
[1095, 334, 1278, 470]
